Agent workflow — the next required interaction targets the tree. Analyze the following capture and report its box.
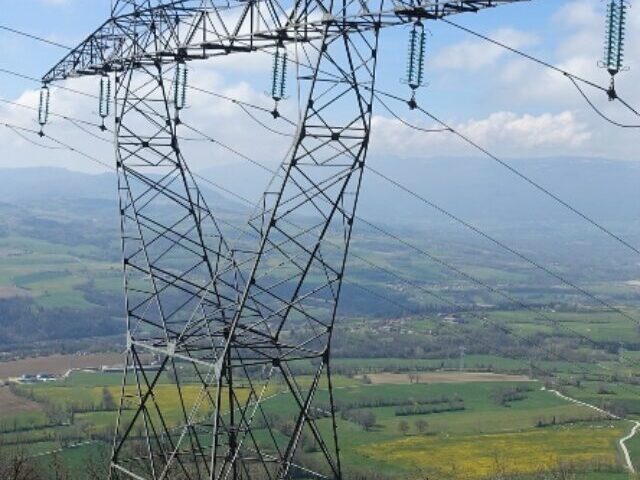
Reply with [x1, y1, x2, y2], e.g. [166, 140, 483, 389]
[360, 411, 376, 431]
[415, 419, 428, 434]
[50, 452, 70, 480]
[85, 448, 110, 480]
[398, 420, 409, 436]
[0, 442, 43, 480]
[101, 387, 116, 411]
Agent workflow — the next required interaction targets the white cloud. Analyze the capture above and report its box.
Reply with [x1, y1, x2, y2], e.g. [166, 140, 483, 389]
[0, 65, 295, 174]
[2, 0, 639, 175]
[461, 111, 591, 148]
[370, 110, 591, 158]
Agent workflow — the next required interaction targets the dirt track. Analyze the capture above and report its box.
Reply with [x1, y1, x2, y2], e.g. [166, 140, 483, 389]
[0, 386, 42, 414]
[358, 372, 532, 385]
[0, 353, 123, 379]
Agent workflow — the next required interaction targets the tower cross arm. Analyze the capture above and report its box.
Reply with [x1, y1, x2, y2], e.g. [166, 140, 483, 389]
[42, 0, 528, 83]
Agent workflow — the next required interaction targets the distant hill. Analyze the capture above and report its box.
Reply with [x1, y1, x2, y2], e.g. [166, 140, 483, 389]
[0, 167, 245, 213]
[1, 159, 639, 351]
[202, 156, 640, 229]
[360, 156, 640, 227]
[2, 157, 639, 232]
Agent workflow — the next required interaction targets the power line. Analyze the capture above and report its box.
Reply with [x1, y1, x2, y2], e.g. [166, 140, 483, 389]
[0, 122, 112, 169]
[4, 56, 640, 365]
[5, 75, 637, 338]
[373, 89, 640, 258]
[0, 67, 97, 98]
[440, 19, 607, 93]
[0, 97, 106, 128]
[7, 118, 640, 394]
[567, 75, 640, 129]
[0, 24, 72, 50]
[3, 123, 65, 149]
[365, 164, 638, 326]
[441, 18, 640, 123]
[176, 95, 640, 335]
[354, 217, 640, 369]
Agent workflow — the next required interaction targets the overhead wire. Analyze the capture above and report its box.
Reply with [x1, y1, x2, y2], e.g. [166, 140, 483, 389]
[68, 118, 113, 143]
[173, 92, 640, 338]
[0, 122, 112, 170]
[3, 123, 65, 149]
[441, 18, 640, 122]
[244, 45, 640, 259]
[4, 18, 640, 376]
[4, 66, 638, 337]
[567, 75, 640, 129]
[440, 19, 606, 92]
[365, 164, 638, 325]
[110, 112, 640, 368]
[5, 119, 640, 404]
[356, 216, 640, 356]
[0, 24, 73, 50]
[0, 67, 98, 99]
[373, 88, 640, 258]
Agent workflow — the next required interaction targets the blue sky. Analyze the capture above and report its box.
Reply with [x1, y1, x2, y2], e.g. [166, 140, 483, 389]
[0, 0, 560, 101]
[0, 0, 638, 172]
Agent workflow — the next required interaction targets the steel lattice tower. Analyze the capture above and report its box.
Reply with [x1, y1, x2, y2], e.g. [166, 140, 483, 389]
[43, 1, 527, 478]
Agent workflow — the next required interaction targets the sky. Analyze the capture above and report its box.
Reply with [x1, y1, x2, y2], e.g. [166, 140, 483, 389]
[0, 0, 638, 174]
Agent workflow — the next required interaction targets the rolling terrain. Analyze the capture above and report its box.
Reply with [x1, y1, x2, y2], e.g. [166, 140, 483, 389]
[1, 162, 640, 479]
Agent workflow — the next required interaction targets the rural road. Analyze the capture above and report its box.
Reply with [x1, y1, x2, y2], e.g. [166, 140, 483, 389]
[544, 387, 640, 472]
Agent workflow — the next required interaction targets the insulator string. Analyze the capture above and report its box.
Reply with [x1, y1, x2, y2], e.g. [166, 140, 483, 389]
[602, 0, 629, 99]
[98, 75, 111, 131]
[403, 21, 426, 101]
[174, 61, 188, 113]
[37, 84, 50, 136]
[270, 43, 287, 117]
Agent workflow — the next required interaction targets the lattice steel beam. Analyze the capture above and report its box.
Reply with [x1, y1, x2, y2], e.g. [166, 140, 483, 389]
[43, 0, 528, 83]
[43, 1, 530, 479]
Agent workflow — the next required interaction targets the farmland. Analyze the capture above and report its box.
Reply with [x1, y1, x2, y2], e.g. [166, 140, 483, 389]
[0, 353, 123, 379]
[1, 168, 640, 478]
[1, 362, 637, 479]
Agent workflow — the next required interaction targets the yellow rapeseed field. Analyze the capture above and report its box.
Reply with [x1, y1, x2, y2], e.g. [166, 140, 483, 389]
[358, 425, 624, 479]
[108, 384, 259, 425]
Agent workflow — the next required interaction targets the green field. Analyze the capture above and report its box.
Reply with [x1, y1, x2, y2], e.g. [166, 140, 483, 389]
[3, 173, 640, 479]
[2, 367, 637, 480]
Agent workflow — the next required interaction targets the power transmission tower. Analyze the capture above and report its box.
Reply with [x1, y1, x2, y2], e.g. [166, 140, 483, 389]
[43, 1, 528, 478]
